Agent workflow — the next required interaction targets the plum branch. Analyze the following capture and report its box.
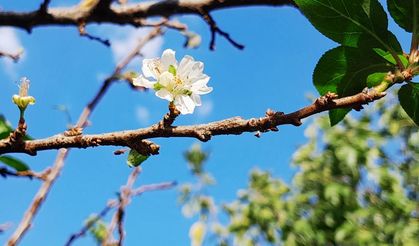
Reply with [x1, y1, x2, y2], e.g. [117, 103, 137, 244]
[0, 89, 386, 156]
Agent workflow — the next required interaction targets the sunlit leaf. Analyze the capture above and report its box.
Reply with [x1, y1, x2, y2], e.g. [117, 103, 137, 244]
[126, 149, 148, 167]
[0, 155, 29, 172]
[313, 46, 393, 125]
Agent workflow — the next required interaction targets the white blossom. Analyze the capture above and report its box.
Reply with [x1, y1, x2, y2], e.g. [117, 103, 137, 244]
[133, 49, 212, 114]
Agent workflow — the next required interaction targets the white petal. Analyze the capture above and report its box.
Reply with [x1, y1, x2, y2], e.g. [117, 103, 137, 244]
[155, 88, 174, 102]
[142, 58, 160, 78]
[194, 86, 213, 95]
[188, 61, 204, 79]
[178, 55, 195, 79]
[161, 49, 177, 71]
[174, 95, 196, 114]
[191, 75, 210, 88]
[159, 71, 175, 87]
[191, 94, 202, 106]
[133, 75, 156, 89]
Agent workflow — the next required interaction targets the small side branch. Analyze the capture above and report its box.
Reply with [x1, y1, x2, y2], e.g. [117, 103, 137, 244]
[0, 50, 22, 62]
[0, 167, 50, 181]
[199, 10, 244, 50]
[65, 179, 175, 246]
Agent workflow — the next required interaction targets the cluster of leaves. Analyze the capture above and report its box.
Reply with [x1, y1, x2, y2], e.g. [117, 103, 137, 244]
[0, 115, 29, 175]
[178, 144, 220, 246]
[180, 96, 418, 245]
[295, 0, 419, 125]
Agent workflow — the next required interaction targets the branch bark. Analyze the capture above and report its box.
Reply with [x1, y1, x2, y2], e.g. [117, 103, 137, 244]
[0, 0, 296, 31]
[0, 90, 386, 156]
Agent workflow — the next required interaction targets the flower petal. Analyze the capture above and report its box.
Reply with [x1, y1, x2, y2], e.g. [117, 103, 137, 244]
[174, 95, 196, 114]
[155, 88, 174, 102]
[178, 55, 195, 80]
[159, 71, 175, 87]
[161, 49, 177, 71]
[191, 94, 202, 106]
[142, 58, 160, 79]
[133, 75, 156, 89]
[194, 85, 213, 95]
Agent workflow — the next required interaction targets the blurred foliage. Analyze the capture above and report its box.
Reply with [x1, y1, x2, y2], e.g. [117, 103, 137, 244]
[180, 97, 418, 245]
[85, 215, 109, 245]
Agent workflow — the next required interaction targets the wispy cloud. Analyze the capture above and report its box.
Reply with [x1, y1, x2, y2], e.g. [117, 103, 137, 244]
[108, 27, 163, 69]
[135, 106, 151, 126]
[0, 27, 24, 80]
[196, 99, 214, 118]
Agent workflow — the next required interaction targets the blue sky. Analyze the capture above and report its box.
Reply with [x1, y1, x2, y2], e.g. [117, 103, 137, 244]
[0, 1, 411, 245]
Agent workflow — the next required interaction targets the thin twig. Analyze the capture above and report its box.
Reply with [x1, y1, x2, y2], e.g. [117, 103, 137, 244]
[65, 180, 176, 245]
[0, 222, 12, 234]
[159, 102, 180, 128]
[0, 167, 50, 181]
[65, 200, 118, 246]
[199, 10, 244, 50]
[0, 50, 22, 62]
[7, 149, 67, 246]
[38, 0, 51, 13]
[103, 167, 141, 246]
[78, 21, 111, 47]
[6, 27, 164, 246]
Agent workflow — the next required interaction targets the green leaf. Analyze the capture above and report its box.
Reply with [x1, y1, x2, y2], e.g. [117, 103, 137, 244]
[374, 49, 409, 66]
[313, 46, 394, 125]
[126, 149, 149, 167]
[0, 155, 30, 171]
[366, 72, 387, 87]
[387, 0, 419, 33]
[0, 115, 13, 140]
[398, 83, 419, 125]
[294, 0, 394, 50]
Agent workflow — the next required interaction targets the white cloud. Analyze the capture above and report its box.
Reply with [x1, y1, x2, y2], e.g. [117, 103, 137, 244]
[109, 27, 163, 69]
[0, 27, 24, 79]
[135, 106, 151, 125]
[196, 99, 213, 118]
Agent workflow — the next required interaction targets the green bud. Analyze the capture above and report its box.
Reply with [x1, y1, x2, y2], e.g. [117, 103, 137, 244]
[12, 77, 35, 111]
[168, 65, 177, 76]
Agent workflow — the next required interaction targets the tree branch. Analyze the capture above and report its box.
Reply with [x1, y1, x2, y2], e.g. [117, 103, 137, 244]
[0, 50, 22, 62]
[0, 166, 50, 181]
[5, 27, 164, 246]
[0, 0, 296, 32]
[65, 180, 176, 246]
[0, 89, 386, 156]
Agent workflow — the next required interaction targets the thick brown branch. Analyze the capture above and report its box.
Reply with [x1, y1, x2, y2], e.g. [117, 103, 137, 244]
[0, 89, 386, 156]
[0, 0, 296, 31]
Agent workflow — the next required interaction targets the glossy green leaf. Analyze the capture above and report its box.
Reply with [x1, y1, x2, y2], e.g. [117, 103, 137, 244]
[313, 46, 394, 125]
[0, 155, 30, 171]
[126, 149, 148, 167]
[374, 49, 409, 66]
[367, 72, 387, 87]
[0, 115, 13, 140]
[398, 83, 419, 125]
[294, 0, 395, 51]
[387, 0, 419, 33]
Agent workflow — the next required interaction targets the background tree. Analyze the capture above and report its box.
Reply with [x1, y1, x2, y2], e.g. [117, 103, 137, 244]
[181, 96, 418, 245]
